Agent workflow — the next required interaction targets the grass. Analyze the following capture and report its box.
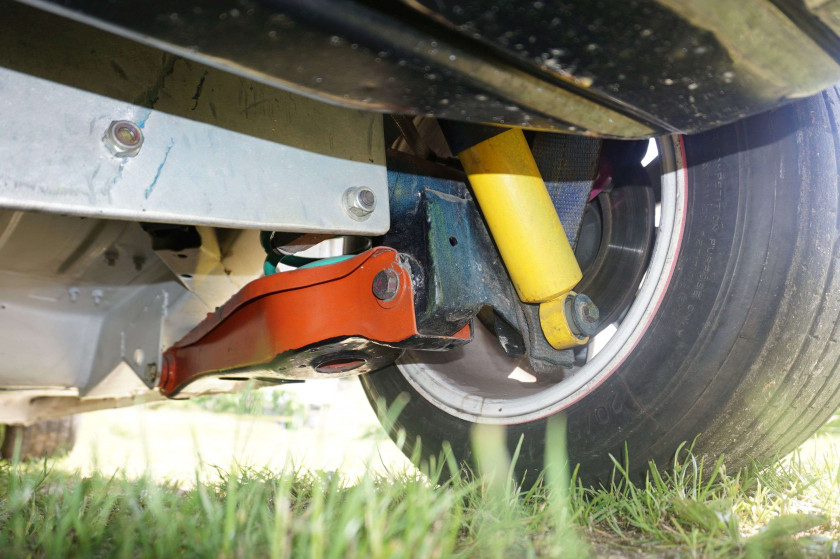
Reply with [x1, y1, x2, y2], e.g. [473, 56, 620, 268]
[0, 397, 838, 558]
[578, 443, 839, 557]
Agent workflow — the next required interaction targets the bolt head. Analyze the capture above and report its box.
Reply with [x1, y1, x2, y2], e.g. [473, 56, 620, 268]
[571, 293, 599, 337]
[343, 186, 376, 220]
[372, 269, 400, 301]
[103, 120, 144, 157]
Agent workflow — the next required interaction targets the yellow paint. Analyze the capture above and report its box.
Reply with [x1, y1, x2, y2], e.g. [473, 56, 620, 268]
[456, 128, 587, 349]
[539, 295, 588, 348]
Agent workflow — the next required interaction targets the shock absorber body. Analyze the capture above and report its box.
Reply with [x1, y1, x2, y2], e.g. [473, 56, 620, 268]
[453, 127, 598, 349]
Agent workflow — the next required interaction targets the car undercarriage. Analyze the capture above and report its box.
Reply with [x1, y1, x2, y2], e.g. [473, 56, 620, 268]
[2, 0, 840, 481]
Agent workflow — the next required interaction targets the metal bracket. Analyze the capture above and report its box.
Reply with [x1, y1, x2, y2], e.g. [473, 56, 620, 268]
[158, 248, 470, 398]
[382, 154, 584, 371]
[383, 158, 520, 336]
[88, 280, 184, 391]
[0, 62, 388, 234]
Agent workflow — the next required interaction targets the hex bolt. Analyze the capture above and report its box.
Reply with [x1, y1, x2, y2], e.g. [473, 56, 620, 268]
[103, 120, 144, 157]
[570, 293, 600, 337]
[372, 268, 400, 301]
[343, 186, 377, 220]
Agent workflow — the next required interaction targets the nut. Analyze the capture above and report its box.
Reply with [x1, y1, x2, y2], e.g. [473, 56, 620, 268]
[343, 186, 376, 220]
[570, 293, 599, 337]
[372, 268, 400, 301]
[103, 120, 144, 157]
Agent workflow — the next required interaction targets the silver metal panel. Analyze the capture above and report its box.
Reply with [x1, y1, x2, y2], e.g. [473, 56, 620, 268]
[0, 67, 389, 234]
[87, 280, 185, 393]
[0, 263, 188, 392]
[0, 300, 101, 389]
[0, 212, 191, 390]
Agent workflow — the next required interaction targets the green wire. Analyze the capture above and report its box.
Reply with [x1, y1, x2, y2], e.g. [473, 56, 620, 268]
[261, 231, 369, 275]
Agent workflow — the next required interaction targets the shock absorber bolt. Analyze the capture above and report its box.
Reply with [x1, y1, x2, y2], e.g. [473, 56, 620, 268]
[569, 293, 600, 337]
[372, 268, 400, 301]
[343, 186, 377, 220]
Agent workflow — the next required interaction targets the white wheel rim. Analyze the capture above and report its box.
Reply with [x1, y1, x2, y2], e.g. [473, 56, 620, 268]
[397, 137, 688, 424]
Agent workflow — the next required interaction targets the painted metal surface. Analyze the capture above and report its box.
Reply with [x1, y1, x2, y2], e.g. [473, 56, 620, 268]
[88, 280, 185, 391]
[382, 157, 520, 337]
[457, 129, 582, 303]
[382, 156, 577, 370]
[537, 293, 588, 349]
[0, 211, 191, 391]
[159, 248, 471, 398]
[151, 228, 266, 311]
[395, 136, 686, 423]
[0, 66, 388, 234]
[456, 129, 589, 349]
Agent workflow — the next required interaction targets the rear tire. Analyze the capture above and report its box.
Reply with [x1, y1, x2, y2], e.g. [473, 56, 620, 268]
[362, 86, 840, 483]
[1, 416, 78, 461]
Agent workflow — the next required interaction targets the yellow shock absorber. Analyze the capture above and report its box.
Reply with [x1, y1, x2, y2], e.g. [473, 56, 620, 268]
[456, 128, 592, 349]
